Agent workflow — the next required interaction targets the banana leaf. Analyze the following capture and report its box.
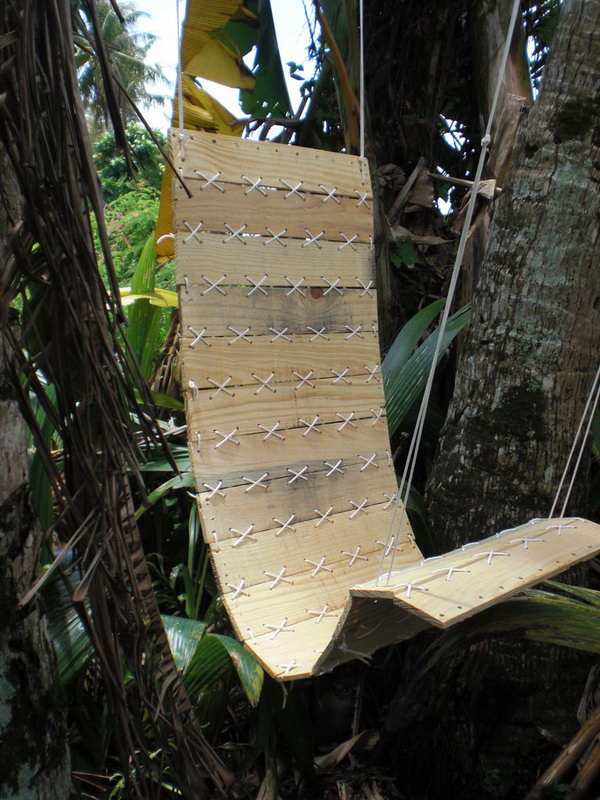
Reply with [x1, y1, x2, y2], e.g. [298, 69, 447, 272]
[237, 0, 292, 118]
[181, 0, 256, 88]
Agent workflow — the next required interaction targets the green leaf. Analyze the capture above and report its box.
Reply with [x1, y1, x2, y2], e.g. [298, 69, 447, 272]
[420, 586, 600, 683]
[125, 233, 166, 380]
[28, 382, 58, 532]
[138, 446, 191, 472]
[406, 485, 433, 552]
[543, 580, 600, 609]
[200, 634, 264, 706]
[121, 288, 178, 307]
[135, 471, 195, 519]
[162, 614, 208, 672]
[133, 388, 184, 411]
[383, 299, 445, 370]
[163, 614, 264, 706]
[391, 238, 418, 267]
[45, 579, 94, 684]
[383, 303, 471, 437]
[239, 0, 293, 118]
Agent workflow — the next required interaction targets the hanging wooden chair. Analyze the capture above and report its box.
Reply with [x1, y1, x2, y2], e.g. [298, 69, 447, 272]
[172, 129, 600, 680]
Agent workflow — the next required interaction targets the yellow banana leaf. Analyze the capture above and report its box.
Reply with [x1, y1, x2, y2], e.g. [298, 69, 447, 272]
[155, 1, 254, 258]
[173, 77, 246, 136]
[184, 0, 247, 32]
[182, 28, 254, 88]
[156, 77, 245, 258]
[120, 288, 179, 308]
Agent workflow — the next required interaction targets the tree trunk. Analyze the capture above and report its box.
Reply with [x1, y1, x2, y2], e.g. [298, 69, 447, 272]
[429, 0, 600, 545]
[458, 0, 532, 316]
[384, 2, 600, 797]
[0, 149, 70, 799]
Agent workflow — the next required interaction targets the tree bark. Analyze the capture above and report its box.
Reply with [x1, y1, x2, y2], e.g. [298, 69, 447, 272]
[0, 149, 70, 799]
[458, 0, 532, 316]
[429, 0, 600, 544]
[384, 2, 600, 798]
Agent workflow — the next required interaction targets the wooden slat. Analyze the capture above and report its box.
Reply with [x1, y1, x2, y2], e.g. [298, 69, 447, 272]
[221, 537, 420, 645]
[189, 454, 393, 490]
[198, 460, 398, 535]
[240, 614, 342, 679]
[211, 501, 411, 590]
[180, 334, 382, 387]
[313, 599, 430, 678]
[204, 484, 405, 546]
[354, 518, 600, 627]
[188, 422, 391, 474]
[174, 182, 372, 244]
[179, 286, 377, 336]
[185, 374, 385, 434]
[191, 452, 388, 490]
[176, 233, 375, 286]
[170, 129, 372, 198]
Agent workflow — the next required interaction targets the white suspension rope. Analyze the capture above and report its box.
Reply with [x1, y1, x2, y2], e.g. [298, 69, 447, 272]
[549, 361, 600, 519]
[379, 0, 522, 584]
[359, 0, 365, 160]
[176, 0, 185, 156]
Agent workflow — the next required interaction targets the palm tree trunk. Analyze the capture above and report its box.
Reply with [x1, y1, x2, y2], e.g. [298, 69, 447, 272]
[386, 2, 600, 797]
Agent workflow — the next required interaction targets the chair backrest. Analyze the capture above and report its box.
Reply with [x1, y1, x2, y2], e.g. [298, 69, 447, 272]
[174, 130, 421, 678]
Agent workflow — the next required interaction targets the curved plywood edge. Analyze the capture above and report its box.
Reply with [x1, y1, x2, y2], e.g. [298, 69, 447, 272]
[312, 516, 600, 677]
[222, 516, 600, 680]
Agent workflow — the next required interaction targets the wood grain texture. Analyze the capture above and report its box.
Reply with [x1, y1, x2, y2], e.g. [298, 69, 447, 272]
[188, 423, 391, 475]
[186, 376, 385, 433]
[176, 233, 376, 285]
[174, 181, 373, 243]
[268, 517, 600, 679]
[354, 517, 600, 627]
[198, 459, 398, 535]
[170, 129, 372, 198]
[181, 334, 383, 386]
[179, 285, 377, 336]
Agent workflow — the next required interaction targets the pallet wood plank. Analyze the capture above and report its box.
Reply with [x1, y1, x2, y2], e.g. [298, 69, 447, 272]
[176, 233, 376, 286]
[220, 538, 420, 641]
[198, 462, 399, 535]
[206, 493, 410, 550]
[170, 129, 372, 198]
[174, 181, 373, 243]
[188, 423, 392, 474]
[353, 518, 600, 626]
[179, 285, 377, 336]
[184, 377, 386, 434]
[180, 334, 383, 387]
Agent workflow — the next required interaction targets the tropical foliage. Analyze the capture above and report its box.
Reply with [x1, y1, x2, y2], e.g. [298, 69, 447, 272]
[94, 123, 166, 200]
[76, 0, 166, 131]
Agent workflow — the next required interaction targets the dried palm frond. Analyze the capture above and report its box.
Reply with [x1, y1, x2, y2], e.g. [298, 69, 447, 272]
[0, 1, 232, 796]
